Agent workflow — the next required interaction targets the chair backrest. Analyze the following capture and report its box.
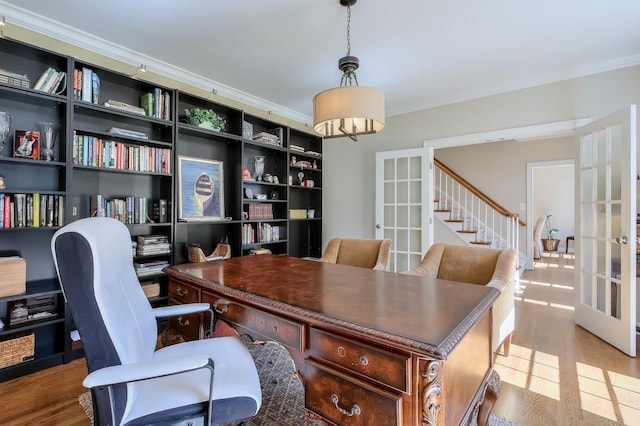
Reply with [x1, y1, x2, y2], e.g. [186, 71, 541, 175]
[403, 242, 513, 285]
[436, 243, 503, 284]
[51, 217, 157, 423]
[319, 237, 392, 270]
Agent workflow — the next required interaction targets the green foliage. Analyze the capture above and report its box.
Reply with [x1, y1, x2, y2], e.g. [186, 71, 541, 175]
[544, 214, 559, 239]
[184, 108, 226, 131]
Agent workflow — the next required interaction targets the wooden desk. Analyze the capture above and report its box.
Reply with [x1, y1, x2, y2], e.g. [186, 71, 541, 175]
[164, 256, 500, 426]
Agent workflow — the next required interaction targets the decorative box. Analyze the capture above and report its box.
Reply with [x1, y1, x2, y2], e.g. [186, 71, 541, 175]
[289, 209, 307, 219]
[143, 283, 160, 299]
[0, 257, 26, 298]
[0, 332, 35, 368]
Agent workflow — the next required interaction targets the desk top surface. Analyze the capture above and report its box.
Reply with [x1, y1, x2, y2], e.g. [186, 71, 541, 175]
[165, 256, 498, 357]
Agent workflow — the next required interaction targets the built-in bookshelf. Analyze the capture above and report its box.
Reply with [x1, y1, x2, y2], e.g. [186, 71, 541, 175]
[0, 36, 322, 381]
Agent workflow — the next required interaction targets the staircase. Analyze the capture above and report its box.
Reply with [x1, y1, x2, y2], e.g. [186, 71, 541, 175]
[434, 158, 525, 267]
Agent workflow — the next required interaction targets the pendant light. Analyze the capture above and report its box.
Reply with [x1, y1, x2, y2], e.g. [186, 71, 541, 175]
[313, 0, 385, 141]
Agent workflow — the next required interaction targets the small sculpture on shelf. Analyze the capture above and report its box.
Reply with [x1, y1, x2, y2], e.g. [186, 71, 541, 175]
[254, 156, 265, 181]
[298, 171, 304, 185]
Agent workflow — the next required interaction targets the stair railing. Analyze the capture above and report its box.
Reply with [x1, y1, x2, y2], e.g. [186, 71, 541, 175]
[434, 158, 524, 253]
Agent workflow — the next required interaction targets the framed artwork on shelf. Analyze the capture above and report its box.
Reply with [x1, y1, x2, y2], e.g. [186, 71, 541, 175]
[13, 130, 40, 160]
[178, 156, 225, 222]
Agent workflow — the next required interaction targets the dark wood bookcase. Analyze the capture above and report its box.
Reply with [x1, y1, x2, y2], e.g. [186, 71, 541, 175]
[0, 37, 322, 382]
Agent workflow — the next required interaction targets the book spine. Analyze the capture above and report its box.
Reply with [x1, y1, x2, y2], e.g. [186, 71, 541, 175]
[32, 193, 40, 228]
[0, 193, 3, 229]
[47, 194, 54, 226]
[43, 70, 60, 93]
[40, 194, 47, 227]
[91, 72, 100, 104]
[33, 67, 54, 91]
[81, 67, 92, 102]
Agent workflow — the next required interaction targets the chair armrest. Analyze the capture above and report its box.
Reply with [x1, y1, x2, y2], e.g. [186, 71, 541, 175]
[153, 304, 215, 338]
[152, 303, 210, 318]
[83, 354, 213, 388]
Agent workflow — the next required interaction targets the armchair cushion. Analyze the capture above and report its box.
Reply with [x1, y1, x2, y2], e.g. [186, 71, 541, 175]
[402, 243, 517, 355]
[319, 237, 392, 271]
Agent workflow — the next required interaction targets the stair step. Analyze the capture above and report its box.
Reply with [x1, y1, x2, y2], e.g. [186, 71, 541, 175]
[470, 241, 492, 246]
[435, 209, 451, 213]
[457, 230, 478, 234]
[444, 219, 464, 223]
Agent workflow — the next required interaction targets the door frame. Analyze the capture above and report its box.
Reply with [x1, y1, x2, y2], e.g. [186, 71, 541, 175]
[526, 159, 575, 269]
[424, 119, 590, 264]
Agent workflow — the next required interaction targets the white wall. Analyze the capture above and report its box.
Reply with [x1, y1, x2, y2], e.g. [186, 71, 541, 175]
[533, 164, 575, 251]
[323, 65, 640, 243]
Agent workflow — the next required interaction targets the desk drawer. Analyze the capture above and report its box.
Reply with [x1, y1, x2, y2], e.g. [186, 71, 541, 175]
[167, 304, 201, 340]
[309, 328, 409, 392]
[305, 359, 401, 426]
[202, 293, 304, 352]
[168, 281, 200, 304]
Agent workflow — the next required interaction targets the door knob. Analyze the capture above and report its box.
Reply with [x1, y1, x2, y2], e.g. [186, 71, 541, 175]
[615, 236, 628, 244]
[376, 224, 381, 229]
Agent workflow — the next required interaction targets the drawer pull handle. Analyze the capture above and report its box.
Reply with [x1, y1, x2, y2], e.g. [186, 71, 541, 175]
[331, 394, 361, 417]
[176, 287, 188, 297]
[337, 346, 346, 357]
[359, 355, 369, 366]
[177, 316, 190, 327]
[213, 302, 228, 314]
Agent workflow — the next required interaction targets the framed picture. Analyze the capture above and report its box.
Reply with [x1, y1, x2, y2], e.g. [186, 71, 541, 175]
[13, 130, 39, 160]
[178, 156, 225, 221]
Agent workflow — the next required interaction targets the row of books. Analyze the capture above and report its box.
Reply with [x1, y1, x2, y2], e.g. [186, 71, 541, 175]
[242, 223, 281, 244]
[134, 259, 169, 277]
[140, 89, 171, 120]
[72, 133, 171, 174]
[0, 68, 30, 88]
[33, 67, 66, 94]
[247, 204, 274, 220]
[0, 193, 64, 229]
[136, 234, 171, 256]
[73, 67, 100, 103]
[90, 194, 149, 224]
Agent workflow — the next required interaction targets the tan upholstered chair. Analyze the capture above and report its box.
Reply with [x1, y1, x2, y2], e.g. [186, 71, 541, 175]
[402, 243, 517, 356]
[319, 237, 392, 271]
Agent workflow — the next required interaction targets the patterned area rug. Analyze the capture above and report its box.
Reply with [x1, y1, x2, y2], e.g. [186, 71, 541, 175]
[79, 341, 517, 425]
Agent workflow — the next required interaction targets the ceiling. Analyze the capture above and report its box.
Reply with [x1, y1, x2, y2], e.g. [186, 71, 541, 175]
[1, 0, 640, 124]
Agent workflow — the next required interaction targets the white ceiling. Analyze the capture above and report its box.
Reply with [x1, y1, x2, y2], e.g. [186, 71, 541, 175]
[2, 0, 640, 124]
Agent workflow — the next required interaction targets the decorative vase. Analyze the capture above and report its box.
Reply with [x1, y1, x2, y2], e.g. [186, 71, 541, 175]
[254, 156, 265, 181]
[38, 121, 60, 161]
[0, 112, 12, 157]
[541, 238, 560, 252]
[197, 121, 217, 131]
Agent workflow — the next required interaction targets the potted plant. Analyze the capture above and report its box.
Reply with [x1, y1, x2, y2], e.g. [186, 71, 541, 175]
[541, 214, 560, 252]
[184, 108, 226, 131]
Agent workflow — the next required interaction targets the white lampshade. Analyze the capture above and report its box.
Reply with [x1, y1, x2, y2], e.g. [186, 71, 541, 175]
[313, 85, 385, 139]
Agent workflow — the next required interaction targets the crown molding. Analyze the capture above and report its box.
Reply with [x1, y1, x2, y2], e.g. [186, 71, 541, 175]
[0, 2, 312, 125]
[423, 119, 591, 149]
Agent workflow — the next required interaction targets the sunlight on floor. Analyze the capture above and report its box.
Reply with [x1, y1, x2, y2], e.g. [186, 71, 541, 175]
[576, 362, 617, 421]
[496, 345, 639, 424]
[609, 371, 640, 425]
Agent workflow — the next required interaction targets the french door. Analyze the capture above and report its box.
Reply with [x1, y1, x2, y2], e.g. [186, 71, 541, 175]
[575, 105, 636, 357]
[375, 148, 433, 272]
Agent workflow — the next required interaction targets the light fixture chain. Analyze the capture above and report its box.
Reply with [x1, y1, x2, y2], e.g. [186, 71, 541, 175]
[346, 5, 351, 56]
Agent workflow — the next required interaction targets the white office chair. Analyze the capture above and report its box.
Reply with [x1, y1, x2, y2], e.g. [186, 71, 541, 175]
[51, 217, 261, 426]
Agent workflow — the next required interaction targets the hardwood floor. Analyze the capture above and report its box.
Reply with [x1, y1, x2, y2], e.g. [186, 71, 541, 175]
[0, 253, 638, 425]
[493, 252, 640, 426]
